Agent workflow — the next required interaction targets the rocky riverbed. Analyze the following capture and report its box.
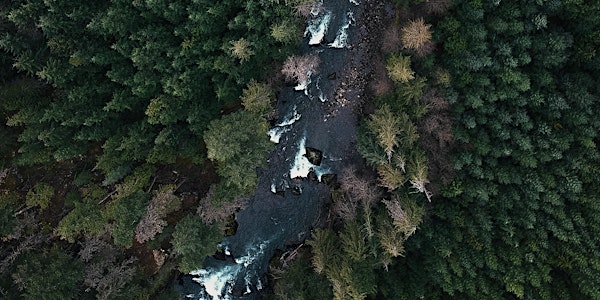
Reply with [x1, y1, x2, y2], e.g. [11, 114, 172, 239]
[178, 0, 386, 299]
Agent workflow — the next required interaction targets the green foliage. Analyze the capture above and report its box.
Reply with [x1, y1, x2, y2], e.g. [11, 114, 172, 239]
[367, 105, 401, 161]
[0, 0, 306, 298]
[12, 248, 83, 300]
[241, 80, 274, 115]
[172, 214, 222, 274]
[113, 164, 154, 200]
[270, 256, 333, 300]
[0, 203, 16, 237]
[0, 177, 20, 236]
[25, 182, 54, 210]
[204, 110, 273, 202]
[340, 221, 368, 262]
[103, 191, 149, 248]
[356, 122, 387, 167]
[0, 0, 295, 183]
[73, 170, 93, 186]
[386, 54, 415, 83]
[271, 20, 302, 45]
[229, 38, 254, 63]
[383, 1, 600, 299]
[307, 228, 339, 274]
[56, 186, 106, 243]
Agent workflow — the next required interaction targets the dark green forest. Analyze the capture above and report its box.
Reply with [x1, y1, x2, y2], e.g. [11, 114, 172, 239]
[0, 0, 299, 298]
[1, 0, 600, 299]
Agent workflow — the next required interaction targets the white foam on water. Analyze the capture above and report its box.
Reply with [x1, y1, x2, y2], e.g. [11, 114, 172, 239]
[315, 76, 327, 102]
[234, 241, 269, 267]
[267, 127, 289, 143]
[289, 135, 330, 180]
[190, 267, 236, 300]
[276, 106, 301, 126]
[267, 106, 301, 144]
[191, 241, 271, 299]
[305, 11, 332, 45]
[329, 12, 355, 49]
[294, 71, 312, 92]
[349, 0, 360, 5]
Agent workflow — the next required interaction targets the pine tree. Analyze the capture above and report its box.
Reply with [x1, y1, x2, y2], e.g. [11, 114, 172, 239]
[368, 105, 400, 161]
[386, 54, 415, 83]
[307, 228, 338, 274]
[240, 80, 274, 115]
[229, 38, 254, 62]
[172, 214, 222, 273]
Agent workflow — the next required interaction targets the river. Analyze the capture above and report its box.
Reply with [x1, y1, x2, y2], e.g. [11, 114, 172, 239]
[178, 0, 381, 298]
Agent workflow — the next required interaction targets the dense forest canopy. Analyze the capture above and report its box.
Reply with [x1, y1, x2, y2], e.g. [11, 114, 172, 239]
[0, 0, 297, 183]
[1, 0, 599, 299]
[381, 1, 600, 299]
[0, 0, 300, 298]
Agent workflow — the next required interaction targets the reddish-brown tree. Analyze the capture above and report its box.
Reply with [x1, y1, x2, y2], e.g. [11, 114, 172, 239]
[135, 185, 181, 243]
[79, 235, 137, 300]
[197, 185, 247, 225]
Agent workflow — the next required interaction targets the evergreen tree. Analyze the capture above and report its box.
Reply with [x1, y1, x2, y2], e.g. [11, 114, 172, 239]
[12, 248, 83, 299]
[171, 214, 222, 273]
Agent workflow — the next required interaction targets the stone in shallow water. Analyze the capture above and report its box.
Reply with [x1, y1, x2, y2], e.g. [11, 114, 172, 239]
[304, 147, 323, 166]
[307, 170, 318, 181]
[290, 185, 303, 196]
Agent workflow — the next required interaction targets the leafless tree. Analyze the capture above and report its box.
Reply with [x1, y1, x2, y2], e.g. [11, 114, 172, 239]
[6, 212, 38, 241]
[0, 233, 48, 275]
[281, 54, 320, 85]
[79, 235, 137, 300]
[135, 185, 181, 243]
[332, 197, 358, 221]
[153, 249, 166, 269]
[0, 168, 8, 184]
[381, 26, 401, 53]
[370, 57, 394, 97]
[197, 185, 247, 225]
[79, 234, 108, 262]
[84, 257, 137, 300]
[383, 195, 424, 238]
[292, 0, 324, 17]
[332, 167, 381, 221]
[339, 167, 380, 208]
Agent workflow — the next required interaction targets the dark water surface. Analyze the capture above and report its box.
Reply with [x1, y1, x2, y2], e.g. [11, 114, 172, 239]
[178, 1, 373, 298]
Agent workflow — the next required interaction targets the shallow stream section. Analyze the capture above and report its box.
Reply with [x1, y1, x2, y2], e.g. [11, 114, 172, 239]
[178, 0, 368, 298]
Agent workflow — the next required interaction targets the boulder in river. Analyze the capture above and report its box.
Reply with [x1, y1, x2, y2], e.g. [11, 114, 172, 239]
[290, 185, 303, 196]
[307, 170, 318, 181]
[304, 147, 323, 166]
